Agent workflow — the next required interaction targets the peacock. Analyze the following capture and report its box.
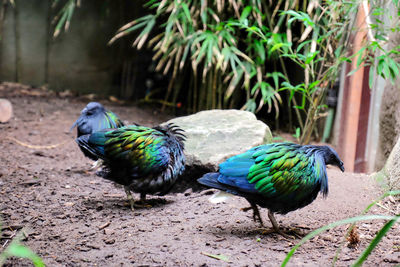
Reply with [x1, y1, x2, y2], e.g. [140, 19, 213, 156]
[76, 123, 186, 210]
[197, 142, 344, 237]
[71, 102, 125, 160]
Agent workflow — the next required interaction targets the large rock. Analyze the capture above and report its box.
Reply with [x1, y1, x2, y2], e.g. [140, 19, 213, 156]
[165, 110, 272, 181]
[377, 136, 400, 190]
[376, 31, 400, 170]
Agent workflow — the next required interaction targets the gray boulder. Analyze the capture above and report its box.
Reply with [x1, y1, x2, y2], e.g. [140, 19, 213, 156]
[377, 136, 400, 190]
[165, 109, 272, 174]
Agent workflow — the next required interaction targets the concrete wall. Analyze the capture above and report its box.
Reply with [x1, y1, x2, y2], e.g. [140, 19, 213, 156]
[0, 0, 148, 98]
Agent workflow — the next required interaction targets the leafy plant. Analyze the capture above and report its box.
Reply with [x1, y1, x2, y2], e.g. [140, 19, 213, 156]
[108, 1, 290, 115]
[281, 190, 400, 267]
[53, 0, 400, 144]
[0, 227, 45, 267]
[52, 0, 80, 38]
[108, 0, 400, 143]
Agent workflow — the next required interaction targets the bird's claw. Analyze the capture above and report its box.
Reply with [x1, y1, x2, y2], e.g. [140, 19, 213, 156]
[259, 226, 305, 239]
[123, 201, 152, 211]
[284, 227, 305, 239]
[133, 202, 152, 209]
[258, 227, 297, 239]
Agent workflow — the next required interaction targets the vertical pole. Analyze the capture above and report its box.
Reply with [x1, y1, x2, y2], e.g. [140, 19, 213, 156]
[341, 6, 367, 172]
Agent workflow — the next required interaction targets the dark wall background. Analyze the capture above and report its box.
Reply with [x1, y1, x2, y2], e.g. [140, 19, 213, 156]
[0, 0, 151, 100]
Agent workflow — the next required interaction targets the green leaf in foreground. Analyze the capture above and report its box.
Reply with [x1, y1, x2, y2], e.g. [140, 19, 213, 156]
[201, 252, 232, 263]
[352, 216, 399, 267]
[281, 215, 398, 267]
[0, 241, 45, 267]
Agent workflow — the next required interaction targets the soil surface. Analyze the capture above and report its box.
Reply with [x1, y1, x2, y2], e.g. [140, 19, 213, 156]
[1, 83, 399, 266]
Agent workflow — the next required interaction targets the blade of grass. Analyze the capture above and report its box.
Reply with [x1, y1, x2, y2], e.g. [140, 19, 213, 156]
[351, 216, 399, 267]
[281, 215, 398, 267]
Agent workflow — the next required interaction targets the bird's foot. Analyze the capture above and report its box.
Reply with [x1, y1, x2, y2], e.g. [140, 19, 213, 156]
[262, 210, 302, 239]
[133, 201, 152, 209]
[123, 200, 152, 210]
[283, 227, 306, 239]
[258, 227, 297, 239]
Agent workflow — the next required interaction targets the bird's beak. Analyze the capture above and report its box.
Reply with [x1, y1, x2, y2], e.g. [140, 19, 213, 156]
[339, 162, 345, 172]
[70, 117, 81, 132]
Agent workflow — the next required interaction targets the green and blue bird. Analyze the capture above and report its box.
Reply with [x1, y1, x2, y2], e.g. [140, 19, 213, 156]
[76, 123, 186, 210]
[71, 102, 125, 160]
[197, 142, 344, 237]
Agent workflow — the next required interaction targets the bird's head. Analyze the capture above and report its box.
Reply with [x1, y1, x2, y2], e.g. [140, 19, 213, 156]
[320, 146, 344, 172]
[81, 102, 106, 117]
[70, 102, 106, 132]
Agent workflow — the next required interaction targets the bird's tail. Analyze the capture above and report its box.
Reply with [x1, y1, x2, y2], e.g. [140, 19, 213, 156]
[197, 173, 234, 203]
[197, 173, 223, 190]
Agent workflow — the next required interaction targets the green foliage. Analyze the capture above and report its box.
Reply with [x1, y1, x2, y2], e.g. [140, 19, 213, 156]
[52, 0, 80, 38]
[108, 0, 400, 143]
[281, 190, 400, 267]
[0, 228, 45, 267]
[54, 0, 400, 144]
[109, 1, 288, 114]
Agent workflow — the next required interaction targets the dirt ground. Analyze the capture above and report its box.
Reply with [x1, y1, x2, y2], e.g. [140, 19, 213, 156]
[0, 83, 399, 266]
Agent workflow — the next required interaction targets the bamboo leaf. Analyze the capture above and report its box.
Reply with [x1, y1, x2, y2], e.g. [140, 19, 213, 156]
[240, 6, 252, 23]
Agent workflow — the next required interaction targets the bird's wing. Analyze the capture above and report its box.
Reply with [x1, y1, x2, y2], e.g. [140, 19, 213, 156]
[94, 126, 171, 177]
[246, 143, 324, 198]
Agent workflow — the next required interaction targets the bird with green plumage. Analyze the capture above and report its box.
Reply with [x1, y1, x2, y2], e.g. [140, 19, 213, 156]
[76, 123, 186, 210]
[197, 142, 344, 237]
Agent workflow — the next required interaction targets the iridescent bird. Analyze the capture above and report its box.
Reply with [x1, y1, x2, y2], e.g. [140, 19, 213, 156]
[71, 102, 124, 160]
[76, 124, 186, 210]
[197, 142, 344, 237]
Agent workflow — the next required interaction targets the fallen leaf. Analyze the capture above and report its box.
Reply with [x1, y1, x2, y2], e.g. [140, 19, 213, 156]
[201, 252, 232, 263]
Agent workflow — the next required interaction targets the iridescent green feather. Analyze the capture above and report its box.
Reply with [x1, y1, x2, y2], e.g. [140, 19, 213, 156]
[105, 111, 124, 128]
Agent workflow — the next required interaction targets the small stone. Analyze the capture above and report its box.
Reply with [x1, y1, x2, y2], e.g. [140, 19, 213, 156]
[0, 99, 12, 123]
[104, 229, 114, 235]
[104, 239, 115, 245]
[184, 188, 193, 196]
[384, 252, 400, 263]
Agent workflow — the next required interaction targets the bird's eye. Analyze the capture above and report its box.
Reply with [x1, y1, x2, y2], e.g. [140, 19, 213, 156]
[86, 111, 93, 116]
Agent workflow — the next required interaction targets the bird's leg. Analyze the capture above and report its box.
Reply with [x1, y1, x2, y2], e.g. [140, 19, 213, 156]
[139, 193, 153, 208]
[241, 201, 264, 226]
[263, 210, 297, 239]
[268, 211, 304, 238]
[125, 192, 152, 209]
[124, 186, 135, 211]
[134, 193, 152, 208]
[140, 193, 146, 203]
[268, 210, 281, 233]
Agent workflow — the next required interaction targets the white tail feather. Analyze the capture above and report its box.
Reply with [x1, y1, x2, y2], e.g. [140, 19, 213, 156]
[208, 191, 234, 204]
[90, 159, 103, 170]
